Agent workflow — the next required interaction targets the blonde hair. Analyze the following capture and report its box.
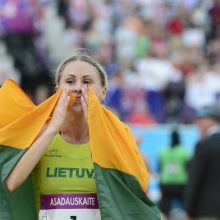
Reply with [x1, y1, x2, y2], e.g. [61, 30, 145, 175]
[55, 49, 107, 88]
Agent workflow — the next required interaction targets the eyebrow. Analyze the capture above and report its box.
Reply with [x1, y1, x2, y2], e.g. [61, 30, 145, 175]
[66, 74, 94, 78]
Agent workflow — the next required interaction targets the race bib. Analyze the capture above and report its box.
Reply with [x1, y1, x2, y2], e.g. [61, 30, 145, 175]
[39, 193, 101, 220]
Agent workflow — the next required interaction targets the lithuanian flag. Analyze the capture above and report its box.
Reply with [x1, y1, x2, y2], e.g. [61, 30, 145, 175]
[0, 79, 160, 220]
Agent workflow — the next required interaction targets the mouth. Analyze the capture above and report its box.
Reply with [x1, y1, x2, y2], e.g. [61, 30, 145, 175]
[75, 97, 81, 104]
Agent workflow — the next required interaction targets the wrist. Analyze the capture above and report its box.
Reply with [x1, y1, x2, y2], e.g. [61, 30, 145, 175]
[44, 125, 58, 137]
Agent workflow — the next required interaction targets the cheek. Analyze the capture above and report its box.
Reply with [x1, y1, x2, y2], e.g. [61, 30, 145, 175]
[91, 85, 105, 100]
[56, 81, 65, 89]
[57, 81, 72, 90]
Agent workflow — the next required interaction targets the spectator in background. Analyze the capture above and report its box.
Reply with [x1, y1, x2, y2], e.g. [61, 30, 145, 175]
[158, 127, 189, 218]
[125, 100, 156, 125]
[184, 105, 220, 220]
[164, 77, 195, 124]
[208, 0, 220, 40]
[0, 0, 50, 95]
[34, 84, 51, 105]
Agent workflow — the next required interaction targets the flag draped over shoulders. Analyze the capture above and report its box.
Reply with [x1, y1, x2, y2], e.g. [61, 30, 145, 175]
[89, 90, 160, 220]
[0, 80, 62, 220]
[0, 79, 160, 220]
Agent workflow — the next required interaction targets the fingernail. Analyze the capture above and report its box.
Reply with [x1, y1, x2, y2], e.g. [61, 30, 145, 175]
[83, 84, 88, 89]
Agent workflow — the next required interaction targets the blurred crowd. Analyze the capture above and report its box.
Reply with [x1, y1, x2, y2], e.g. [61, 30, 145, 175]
[1, 0, 220, 125]
[1, 1, 220, 219]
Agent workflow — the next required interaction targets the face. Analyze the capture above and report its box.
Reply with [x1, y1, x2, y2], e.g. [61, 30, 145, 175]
[196, 117, 215, 138]
[57, 60, 106, 112]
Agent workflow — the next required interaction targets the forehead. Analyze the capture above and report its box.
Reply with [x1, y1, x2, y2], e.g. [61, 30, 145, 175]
[62, 60, 98, 76]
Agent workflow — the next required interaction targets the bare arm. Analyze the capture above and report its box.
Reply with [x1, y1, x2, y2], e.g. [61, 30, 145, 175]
[6, 86, 71, 192]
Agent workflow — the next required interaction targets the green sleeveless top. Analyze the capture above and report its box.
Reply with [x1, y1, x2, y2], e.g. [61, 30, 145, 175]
[32, 133, 96, 211]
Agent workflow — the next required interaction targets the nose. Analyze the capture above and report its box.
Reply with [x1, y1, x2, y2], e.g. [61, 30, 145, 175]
[72, 81, 83, 94]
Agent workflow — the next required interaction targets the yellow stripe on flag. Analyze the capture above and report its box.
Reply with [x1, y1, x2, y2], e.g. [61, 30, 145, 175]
[0, 80, 35, 129]
[0, 80, 62, 149]
[88, 88, 150, 191]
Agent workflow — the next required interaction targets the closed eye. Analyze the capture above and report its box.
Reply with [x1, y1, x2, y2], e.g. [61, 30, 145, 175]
[83, 79, 92, 84]
[66, 79, 74, 84]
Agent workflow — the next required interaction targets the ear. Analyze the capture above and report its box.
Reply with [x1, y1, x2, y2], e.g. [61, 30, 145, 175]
[55, 85, 59, 92]
[100, 86, 107, 101]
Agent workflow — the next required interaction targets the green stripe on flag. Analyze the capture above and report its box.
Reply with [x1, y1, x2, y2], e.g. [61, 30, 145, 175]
[0, 146, 37, 220]
[94, 164, 161, 220]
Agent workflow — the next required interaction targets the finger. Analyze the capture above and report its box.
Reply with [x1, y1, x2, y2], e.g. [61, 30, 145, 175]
[81, 86, 88, 106]
[63, 95, 70, 109]
[63, 86, 70, 98]
[58, 86, 70, 105]
[81, 96, 88, 121]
